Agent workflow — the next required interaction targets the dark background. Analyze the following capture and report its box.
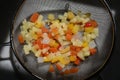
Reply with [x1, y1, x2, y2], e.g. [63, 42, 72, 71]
[0, 0, 120, 80]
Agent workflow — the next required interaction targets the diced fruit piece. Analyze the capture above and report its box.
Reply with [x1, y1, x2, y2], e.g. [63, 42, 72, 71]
[48, 53, 56, 60]
[18, 34, 24, 44]
[59, 56, 70, 65]
[30, 12, 39, 22]
[48, 32, 53, 38]
[90, 20, 98, 27]
[33, 44, 40, 50]
[51, 27, 59, 35]
[77, 51, 85, 60]
[35, 22, 44, 28]
[84, 20, 98, 27]
[36, 31, 42, 38]
[66, 33, 73, 41]
[48, 14, 55, 20]
[32, 39, 41, 45]
[85, 27, 94, 33]
[53, 34, 59, 40]
[42, 44, 49, 48]
[82, 42, 88, 48]
[71, 51, 77, 56]
[56, 63, 63, 71]
[72, 25, 80, 34]
[84, 21, 92, 27]
[49, 39, 59, 48]
[70, 55, 77, 62]
[74, 58, 80, 65]
[60, 46, 70, 54]
[43, 57, 50, 62]
[65, 29, 73, 35]
[71, 39, 83, 47]
[48, 65, 55, 72]
[70, 45, 76, 51]
[76, 47, 82, 52]
[83, 51, 90, 57]
[49, 39, 56, 46]
[82, 47, 89, 52]
[67, 11, 75, 20]
[41, 27, 49, 33]
[23, 44, 32, 55]
[51, 57, 59, 63]
[61, 67, 79, 75]
[90, 48, 97, 55]
[42, 52, 49, 57]
[49, 47, 58, 53]
[68, 23, 74, 30]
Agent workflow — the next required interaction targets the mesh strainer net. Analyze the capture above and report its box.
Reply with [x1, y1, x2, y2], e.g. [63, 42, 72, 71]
[12, 0, 114, 80]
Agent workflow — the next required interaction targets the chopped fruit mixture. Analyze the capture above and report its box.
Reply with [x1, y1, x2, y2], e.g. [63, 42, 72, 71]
[18, 11, 98, 74]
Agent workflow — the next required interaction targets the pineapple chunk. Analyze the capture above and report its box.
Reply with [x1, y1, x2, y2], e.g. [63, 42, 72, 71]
[49, 39, 57, 47]
[72, 25, 80, 34]
[44, 57, 51, 62]
[60, 46, 70, 54]
[69, 55, 77, 62]
[51, 56, 59, 63]
[44, 53, 55, 62]
[85, 27, 94, 33]
[68, 23, 74, 30]
[82, 46, 89, 52]
[23, 44, 32, 55]
[35, 50, 41, 57]
[63, 51, 71, 57]
[37, 15, 43, 22]
[93, 28, 99, 37]
[67, 11, 75, 20]
[83, 51, 90, 57]
[35, 21, 44, 28]
[71, 39, 83, 47]
[82, 41, 88, 48]
[59, 56, 70, 65]
[77, 51, 85, 60]
[51, 19, 60, 23]
[48, 14, 55, 20]
[91, 33, 96, 39]
[57, 62, 65, 68]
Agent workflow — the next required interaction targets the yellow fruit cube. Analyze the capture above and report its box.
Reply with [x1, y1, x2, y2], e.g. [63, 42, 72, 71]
[32, 34, 38, 40]
[59, 56, 70, 65]
[49, 39, 56, 46]
[54, 42, 59, 48]
[67, 11, 75, 20]
[82, 42, 88, 48]
[51, 56, 59, 63]
[44, 57, 51, 62]
[48, 14, 55, 20]
[68, 23, 74, 30]
[60, 46, 70, 54]
[72, 25, 80, 34]
[70, 55, 77, 62]
[35, 22, 43, 28]
[52, 19, 60, 23]
[49, 39, 59, 48]
[85, 27, 94, 33]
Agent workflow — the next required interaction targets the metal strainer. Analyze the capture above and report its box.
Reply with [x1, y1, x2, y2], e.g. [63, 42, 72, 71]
[12, 0, 115, 80]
